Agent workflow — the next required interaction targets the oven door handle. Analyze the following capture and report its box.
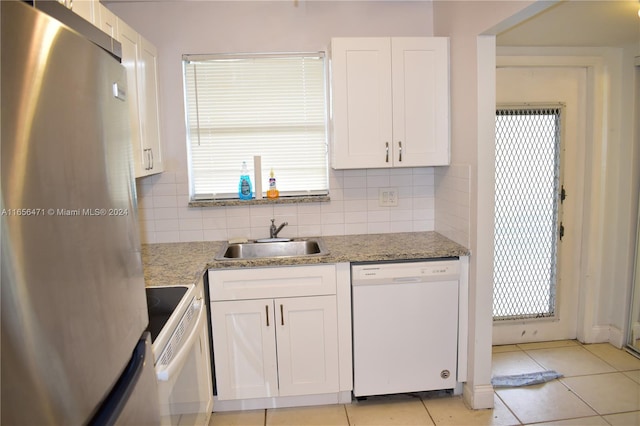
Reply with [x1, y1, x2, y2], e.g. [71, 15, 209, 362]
[156, 298, 205, 382]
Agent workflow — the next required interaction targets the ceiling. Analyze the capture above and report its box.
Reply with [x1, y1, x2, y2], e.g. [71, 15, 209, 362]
[496, 0, 640, 47]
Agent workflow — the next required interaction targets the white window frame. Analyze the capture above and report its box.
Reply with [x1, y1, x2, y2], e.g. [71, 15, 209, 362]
[183, 52, 330, 201]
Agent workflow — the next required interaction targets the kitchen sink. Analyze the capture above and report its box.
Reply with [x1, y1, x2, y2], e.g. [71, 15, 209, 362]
[215, 238, 329, 260]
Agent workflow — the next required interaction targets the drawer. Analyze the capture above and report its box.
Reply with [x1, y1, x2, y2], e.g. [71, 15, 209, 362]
[209, 264, 337, 301]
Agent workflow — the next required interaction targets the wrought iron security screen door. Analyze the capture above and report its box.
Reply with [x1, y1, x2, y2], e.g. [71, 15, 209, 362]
[493, 106, 564, 322]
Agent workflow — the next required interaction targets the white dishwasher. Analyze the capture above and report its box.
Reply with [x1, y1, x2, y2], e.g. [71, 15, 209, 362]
[351, 259, 460, 397]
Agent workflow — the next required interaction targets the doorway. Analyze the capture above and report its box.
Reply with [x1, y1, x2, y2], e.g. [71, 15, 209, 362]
[626, 62, 640, 355]
[493, 66, 587, 345]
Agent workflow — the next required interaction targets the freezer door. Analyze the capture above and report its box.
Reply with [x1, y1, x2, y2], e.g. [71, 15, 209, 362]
[1, 2, 155, 424]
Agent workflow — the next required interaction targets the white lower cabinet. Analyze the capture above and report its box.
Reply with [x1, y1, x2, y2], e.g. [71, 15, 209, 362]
[209, 264, 346, 408]
[277, 296, 339, 397]
[211, 296, 339, 400]
[211, 298, 278, 400]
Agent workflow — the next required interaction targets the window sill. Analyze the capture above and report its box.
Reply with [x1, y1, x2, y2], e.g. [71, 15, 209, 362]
[188, 195, 330, 208]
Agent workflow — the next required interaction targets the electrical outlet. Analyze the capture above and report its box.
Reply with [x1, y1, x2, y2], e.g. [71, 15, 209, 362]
[379, 187, 398, 207]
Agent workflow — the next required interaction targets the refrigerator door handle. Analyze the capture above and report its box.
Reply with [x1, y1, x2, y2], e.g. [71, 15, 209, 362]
[88, 333, 150, 426]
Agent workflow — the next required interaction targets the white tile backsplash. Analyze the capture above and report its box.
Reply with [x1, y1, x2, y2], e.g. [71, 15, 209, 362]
[435, 164, 471, 247]
[136, 166, 466, 244]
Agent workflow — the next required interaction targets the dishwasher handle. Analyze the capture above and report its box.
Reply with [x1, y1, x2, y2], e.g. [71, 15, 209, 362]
[392, 277, 423, 283]
[352, 274, 459, 286]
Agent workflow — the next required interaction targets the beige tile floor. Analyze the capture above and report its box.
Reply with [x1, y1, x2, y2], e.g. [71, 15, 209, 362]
[209, 341, 640, 425]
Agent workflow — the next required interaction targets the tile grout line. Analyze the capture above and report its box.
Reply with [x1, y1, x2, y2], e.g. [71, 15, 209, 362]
[418, 395, 438, 426]
[343, 403, 351, 426]
[521, 345, 604, 421]
[493, 390, 524, 425]
[515, 343, 640, 423]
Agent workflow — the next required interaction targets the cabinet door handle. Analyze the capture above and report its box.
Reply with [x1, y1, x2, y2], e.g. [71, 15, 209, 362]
[143, 148, 151, 170]
[398, 141, 402, 162]
[149, 148, 154, 170]
[266, 305, 270, 327]
[280, 304, 284, 326]
[385, 142, 389, 163]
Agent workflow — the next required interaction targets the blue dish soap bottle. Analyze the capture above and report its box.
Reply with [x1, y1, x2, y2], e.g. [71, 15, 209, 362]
[238, 161, 253, 200]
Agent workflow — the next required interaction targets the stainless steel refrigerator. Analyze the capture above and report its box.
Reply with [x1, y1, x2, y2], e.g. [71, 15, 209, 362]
[1, 1, 160, 424]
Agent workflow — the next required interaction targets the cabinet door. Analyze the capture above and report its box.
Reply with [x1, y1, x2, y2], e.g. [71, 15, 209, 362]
[391, 38, 450, 167]
[97, 4, 118, 40]
[275, 296, 339, 396]
[69, 0, 95, 23]
[331, 37, 393, 169]
[211, 300, 278, 400]
[117, 20, 144, 176]
[138, 36, 164, 176]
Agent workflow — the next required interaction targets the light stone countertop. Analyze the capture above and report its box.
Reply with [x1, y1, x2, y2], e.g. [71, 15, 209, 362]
[141, 231, 470, 287]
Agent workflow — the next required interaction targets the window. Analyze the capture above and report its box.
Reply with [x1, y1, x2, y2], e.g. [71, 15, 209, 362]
[183, 53, 329, 200]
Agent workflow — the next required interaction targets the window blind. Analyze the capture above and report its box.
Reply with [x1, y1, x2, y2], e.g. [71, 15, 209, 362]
[183, 53, 329, 200]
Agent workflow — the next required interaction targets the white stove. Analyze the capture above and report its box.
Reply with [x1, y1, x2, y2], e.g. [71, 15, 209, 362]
[145, 277, 213, 425]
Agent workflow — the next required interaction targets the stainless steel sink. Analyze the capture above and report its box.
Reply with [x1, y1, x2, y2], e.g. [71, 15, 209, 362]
[215, 238, 329, 260]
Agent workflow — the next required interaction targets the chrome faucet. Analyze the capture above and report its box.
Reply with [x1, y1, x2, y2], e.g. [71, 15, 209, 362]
[270, 218, 288, 239]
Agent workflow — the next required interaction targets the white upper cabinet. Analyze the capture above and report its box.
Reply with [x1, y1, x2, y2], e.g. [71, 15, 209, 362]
[118, 20, 144, 176]
[137, 37, 164, 176]
[63, 0, 96, 23]
[59, 0, 164, 177]
[96, 3, 118, 39]
[117, 20, 164, 177]
[331, 37, 450, 169]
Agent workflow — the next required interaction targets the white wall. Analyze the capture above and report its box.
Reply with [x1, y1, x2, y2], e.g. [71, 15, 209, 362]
[106, 0, 443, 244]
[602, 42, 640, 345]
[432, 0, 535, 409]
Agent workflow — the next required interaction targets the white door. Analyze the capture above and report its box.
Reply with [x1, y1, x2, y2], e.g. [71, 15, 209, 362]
[275, 296, 340, 396]
[493, 66, 586, 345]
[211, 299, 278, 400]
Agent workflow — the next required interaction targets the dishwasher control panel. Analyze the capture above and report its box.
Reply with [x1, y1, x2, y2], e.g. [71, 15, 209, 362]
[351, 259, 459, 283]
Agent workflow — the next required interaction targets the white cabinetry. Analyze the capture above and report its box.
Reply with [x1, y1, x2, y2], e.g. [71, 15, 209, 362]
[60, 0, 95, 23]
[212, 296, 338, 400]
[136, 38, 163, 176]
[117, 21, 163, 177]
[209, 264, 345, 408]
[331, 37, 450, 169]
[96, 3, 118, 39]
[58, 0, 164, 177]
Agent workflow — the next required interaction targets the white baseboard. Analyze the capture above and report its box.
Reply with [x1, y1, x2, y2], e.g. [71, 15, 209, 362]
[462, 383, 494, 409]
[609, 325, 625, 348]
[581, 325, 611, 344]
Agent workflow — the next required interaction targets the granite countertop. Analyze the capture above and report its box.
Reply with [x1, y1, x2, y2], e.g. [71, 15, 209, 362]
[141, 231, 470, 287]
